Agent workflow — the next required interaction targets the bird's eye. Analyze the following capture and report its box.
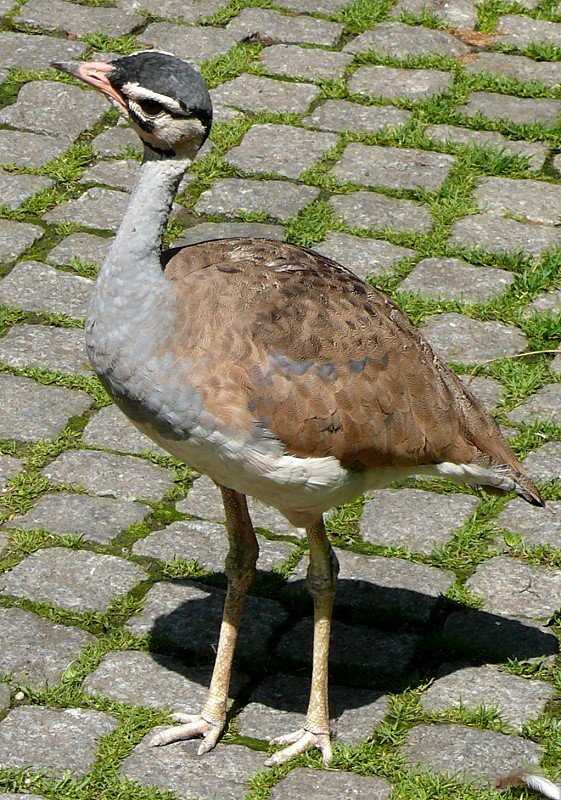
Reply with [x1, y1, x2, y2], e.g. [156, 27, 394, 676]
[137, 98, 165, 116]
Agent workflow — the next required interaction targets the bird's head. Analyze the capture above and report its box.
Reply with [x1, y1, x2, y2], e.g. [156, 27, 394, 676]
[52, 50, 212, 159]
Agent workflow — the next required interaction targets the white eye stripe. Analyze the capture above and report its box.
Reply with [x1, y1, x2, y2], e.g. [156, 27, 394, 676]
[122, 82, 187, 115]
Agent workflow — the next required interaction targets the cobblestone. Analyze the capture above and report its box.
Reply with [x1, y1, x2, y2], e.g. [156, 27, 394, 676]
[464, 51, 561, 89]
[0, 606, 95, 689]
[195, 178, 319, 221]
[331, 144, 455, 192]
[313, 232, 415, 278]
[177, 221, 284, 246]
[349, 66, 453, 100]
[0, 324, 90, 375]
[0, 686, 9, 712]
[274, 0, 349, 10]
[459, 375, 503, 413]
[43, 187, 129, 232]
[330, 191, 432, 233]
[225, 124, 338, 179]
[211, 74, 319, 114]
[390, 0, 476, 27]
[47, 232, 112, 268]
[360, 488, 478, 553]
[0, 547, 147, 612]
[508, 384, 561, 426]
[400, 257, 513, 302]
[82, 404, 167, 455]
[458, 91, 561, 127]
[117, 0, 226, 22]
[344, 22, 470, 57]
[0, 454, 22, 493]
[0, 130, 67, 168]
[227, 8, 344, 47]
[496, 15, 561, 48]
[421, 313, 528, 364]
[139, 22, 238, 66]
[306, 99, 411, 133]
[449, 214, 561, 257]
[80, 159, 139, 192]
[0, 261, 92, 317]
[523, 442, 561, 482]
[424, 123, 548, 170]
[14, 0, 143, 36]
[0, 374, 91, 442]
[0, 170, 53, 210]
[262, 44, 353, 81]
[496, 499, 561, 548]
[92, 124, 140, 158]
[523, 288, 561, 316]
[270, 767, 391, 800]
[0, 221, 43, 263]
[476, 177, 561, 226]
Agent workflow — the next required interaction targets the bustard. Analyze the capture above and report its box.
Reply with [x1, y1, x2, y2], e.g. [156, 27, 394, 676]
[54, 52, 543, 768]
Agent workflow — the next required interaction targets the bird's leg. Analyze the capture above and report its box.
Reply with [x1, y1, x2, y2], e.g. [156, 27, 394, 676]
[149, 486, 258, 753]
[266, 516, 339, 767]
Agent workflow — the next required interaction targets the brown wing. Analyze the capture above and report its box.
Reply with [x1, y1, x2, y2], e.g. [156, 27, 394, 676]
[163, 238, 532, 483]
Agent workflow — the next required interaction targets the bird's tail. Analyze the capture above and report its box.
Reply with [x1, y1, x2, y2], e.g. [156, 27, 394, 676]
[496, 770, 561, 799]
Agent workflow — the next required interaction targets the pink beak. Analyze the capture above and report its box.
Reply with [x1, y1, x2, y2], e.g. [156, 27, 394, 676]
[51, 59, 127, 110]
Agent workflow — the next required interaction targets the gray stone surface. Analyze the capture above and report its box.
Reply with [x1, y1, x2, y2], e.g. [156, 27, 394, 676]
[331, 145, 455, 192]
[0, 685, 9, 712]
[306, 99, 411, 133]
[465, 51, 561, 89]
[0, 261, 93, 317]
[458, 91, 561, 127]
[0, 81, 106, 142]
[15, 0, 143, 36]
[390, 0, 476, 27]
[421, 313, 528, 365]
[278, 617, 417, 676]
[5, 491, 150, 545]
[195, 178, 319, 221]
[43, 187, 129, 232]
[117, 0, 226, 22]
[496, 15, 561, 48]
[132, 520, 296, 571]
[349, 66, 453, 100]
[508, 384, 561, 426]
[80, 159, 139, 192]
[523, 441, 561, 482]
[0, 606, 95, 689]
[83, 650, 246, 714]
[551, 353, 561, 376]
[468, 556, 561, 621]
[344, 22, 470, 57]
[403, 723, 542, 784]
[274, 0, 348, 10]
[176, 221, 284, 246]
[125, 580, 289, 658]
[0, 374, 91, 442]
[262, 44, 353, 80]
[237, 673, 389, 746]
[211, 74, 319, 115]
[225, 124, 338, 179]
[476, 177, 561, 226]
[47, 232, 112, 269]
[270, 768, 391, 800]
[459, 375, 503, 413]
[496, 499, 561, 548]
[0, 133, 65, 174]
[0, 547, 147, 612]
[0, 221, 43, 263]
[43, 449, 173, 500]
[0, 454, 22, 492]
[425, 123, 548, 171]
[450, 213, 561, 257]
[524, 288, 561, 317]
[330, 191, 432, 233]
[121, 735, 264, 800]
[313, 232, 415, 279]
[82, 404, 167, 455]
[92, 124, 140, 158]
[0, 706, 117, 777]
[0, 324, 90, 375]
[400, 257, 514, 302]
[360, 488, 478, 553]
[0, 170, 53, 211]
[420, 663, 554, 731]
[227, 8, 344, 47]
[139, 22, 238, 67]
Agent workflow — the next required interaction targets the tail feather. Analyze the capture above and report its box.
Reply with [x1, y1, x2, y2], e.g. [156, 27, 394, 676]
[496, 770, 561, 799]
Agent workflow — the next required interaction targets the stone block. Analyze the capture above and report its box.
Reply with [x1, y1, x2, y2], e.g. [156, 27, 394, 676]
[80, 159, 140, 192]
[523, 288, 561, 317]
[0, 374, 91, 442]
[43, 186, 129, 232]
[176, 221, 285, 246]
[0, 32, 88, 73]
[523, 442, 561, 482]
[349, 66, 453, 100]
[92, 125, 140, 158]
[0, 706, 117, 777]
[330, 191, 432, 233]
[400, 257, 513, 302]
[43, 449, 173, 501]
[421, 312, 528, 364]
[237, 673, 389, 746]
[0, 261, 93, 317]
[0, 324, 90, 375]
[47, 232, 112, 269]
[450, 213, 561, 257]
[6, 491, 150, 545]
[0, 81, 106, 142]
[552, 353, 561, 376]
[117, 0, 226, 22]
[121, 735, 264, 800]
[464, 51, 561, 89]
[274, 0, 349, 10]
[360, 488, 478, 553]
[344, 22, 470, 57]
[270, 768, 391, 800]
[508, 384, 561, 426]
[496, 499, 561, 548]
[496, 15, 561, 48]
[0, 131, 67, 168]
[458, 91, 561, 127]
[0, 170, 53, 210]
[0, 547, 147, 612]
[331, 144, 455, 192]
[125, 580, 289, 658]
[313, 232, 415, 279]
[262, 44, 353, 80]
[195, 178, 319, 221]
[390, 0, 476, 27]
[459, 375, 503, 413]
[0, 686, 9, 712]
[476, 177, 561, 226]
[425, 123, 547, 170]
[0, 221, 43, 263]
[211, 74, 319, 114]
[82, 404, 167, 455]
[139, 22, 238, 66]
[15, 0, 143, 35]
[306, 99, 411, 133]
[0, 454, 22, 492]
[227, 8, 344, 47]
[83, 650, 247, 714]
[0, 607, 95, 689]
[225, 124, 338, 179]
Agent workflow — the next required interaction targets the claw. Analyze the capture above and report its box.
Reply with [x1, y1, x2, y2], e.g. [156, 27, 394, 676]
[148, 714, 224, 751]
[265, 728, 333, 767]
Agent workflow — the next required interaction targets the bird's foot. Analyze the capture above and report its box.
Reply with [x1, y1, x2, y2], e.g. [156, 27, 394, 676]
[148, 712, 224, 754]
[264, 727, 332, 767]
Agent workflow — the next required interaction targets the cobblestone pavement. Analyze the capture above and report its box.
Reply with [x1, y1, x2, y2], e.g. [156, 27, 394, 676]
[0, 1, 560, 799]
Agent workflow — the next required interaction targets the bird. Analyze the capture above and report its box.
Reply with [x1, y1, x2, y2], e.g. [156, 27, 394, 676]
[53, 51, 544, 768]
